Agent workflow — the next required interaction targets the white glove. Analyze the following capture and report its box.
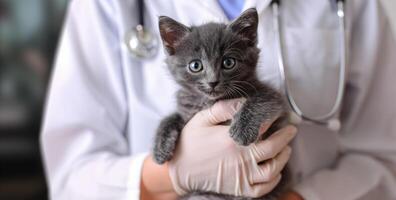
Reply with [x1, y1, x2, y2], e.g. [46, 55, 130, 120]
[168, 99, 296, 198]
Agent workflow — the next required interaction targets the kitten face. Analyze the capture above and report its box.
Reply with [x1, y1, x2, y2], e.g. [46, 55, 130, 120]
[159, 9, 259, 99]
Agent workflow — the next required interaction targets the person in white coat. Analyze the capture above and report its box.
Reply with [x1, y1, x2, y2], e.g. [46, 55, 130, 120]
[40, 0, 396, 199]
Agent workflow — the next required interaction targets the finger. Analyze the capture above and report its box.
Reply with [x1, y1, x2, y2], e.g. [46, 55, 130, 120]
[248, 174, 282, 198]
[258, 122, 272, 136]
[193, 98, 246, 126]
[252, 146, 292, 183]
[250, 125, 297, 162]
[258, 118, 278, 137]
[259, 114, 284, 138]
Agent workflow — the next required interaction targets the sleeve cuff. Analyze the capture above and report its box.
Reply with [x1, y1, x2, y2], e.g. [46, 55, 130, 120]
[126, 152, 149, 200]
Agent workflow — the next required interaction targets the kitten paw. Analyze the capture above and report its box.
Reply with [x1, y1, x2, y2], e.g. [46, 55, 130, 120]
[153, 151, 172, 164]
[153, 129, 178, 164]
[229, 121, 259, 146]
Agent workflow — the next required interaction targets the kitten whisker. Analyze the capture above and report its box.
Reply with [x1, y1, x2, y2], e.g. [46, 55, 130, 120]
[224, 86, 238, 99]
[237, 85, 250, 97]
[230, 83, 249, 98]
[232, 80, 258, 93]
[227, 87, 241, 99]
[224, 87, 236, 99]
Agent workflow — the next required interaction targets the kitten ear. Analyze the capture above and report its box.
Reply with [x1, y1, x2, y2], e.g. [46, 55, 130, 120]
[227, 8, 259, 45]
[158, 16, 191, 55]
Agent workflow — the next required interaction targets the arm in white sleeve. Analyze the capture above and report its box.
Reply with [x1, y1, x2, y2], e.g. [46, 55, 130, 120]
[294, 1, 396, 199]
[40, 0, 146, 199]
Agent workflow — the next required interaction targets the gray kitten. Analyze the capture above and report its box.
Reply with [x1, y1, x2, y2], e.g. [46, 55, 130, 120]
[154, 8, 290, 200]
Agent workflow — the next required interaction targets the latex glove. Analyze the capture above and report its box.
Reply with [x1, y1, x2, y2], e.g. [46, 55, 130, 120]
[168, 99, 297, 198]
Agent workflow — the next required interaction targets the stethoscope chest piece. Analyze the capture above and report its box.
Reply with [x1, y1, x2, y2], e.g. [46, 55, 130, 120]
[124, 24, 158, 59]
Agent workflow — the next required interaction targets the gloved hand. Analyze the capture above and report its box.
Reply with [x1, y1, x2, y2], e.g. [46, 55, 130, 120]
[168, 99, 297, 198]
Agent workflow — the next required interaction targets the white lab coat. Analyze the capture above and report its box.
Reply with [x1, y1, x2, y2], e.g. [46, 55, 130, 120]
[40, 0, 396, 199]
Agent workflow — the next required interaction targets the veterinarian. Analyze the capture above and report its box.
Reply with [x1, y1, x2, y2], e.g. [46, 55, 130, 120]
[41, 0, 396, 200]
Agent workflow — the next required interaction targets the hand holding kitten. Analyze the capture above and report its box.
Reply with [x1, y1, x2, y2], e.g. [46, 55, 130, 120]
[168, 99, 297, 198]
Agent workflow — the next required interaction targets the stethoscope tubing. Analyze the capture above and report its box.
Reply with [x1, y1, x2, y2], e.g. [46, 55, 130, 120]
[272, 0, 347, 128]
[137, 0, 145, 26]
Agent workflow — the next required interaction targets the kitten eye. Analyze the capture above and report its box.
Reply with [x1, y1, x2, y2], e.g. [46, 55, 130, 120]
[222, 57, 236, 69]
[188, 60, 203, 73]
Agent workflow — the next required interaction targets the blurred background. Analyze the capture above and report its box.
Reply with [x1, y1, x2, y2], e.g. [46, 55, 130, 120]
[0, 0, 395, 200]
[0, 0, 67, 199]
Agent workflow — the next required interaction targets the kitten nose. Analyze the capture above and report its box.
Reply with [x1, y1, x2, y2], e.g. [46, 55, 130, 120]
[208, 81, 219, 88]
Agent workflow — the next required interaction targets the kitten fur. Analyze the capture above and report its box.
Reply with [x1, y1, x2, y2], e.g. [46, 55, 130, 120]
[154, 8, 290, 200]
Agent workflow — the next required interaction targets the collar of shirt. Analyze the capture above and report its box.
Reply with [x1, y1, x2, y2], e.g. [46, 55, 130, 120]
[217, 0, 245, 20]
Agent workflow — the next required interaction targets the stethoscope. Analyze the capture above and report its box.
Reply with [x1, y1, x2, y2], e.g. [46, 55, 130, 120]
[271, 0, 347, 131]
[124, 0, 158, 59]
[124, 0, 347, 131]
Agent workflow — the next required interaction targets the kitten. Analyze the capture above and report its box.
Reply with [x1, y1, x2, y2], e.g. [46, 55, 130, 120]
[153, 8, 290, 200]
